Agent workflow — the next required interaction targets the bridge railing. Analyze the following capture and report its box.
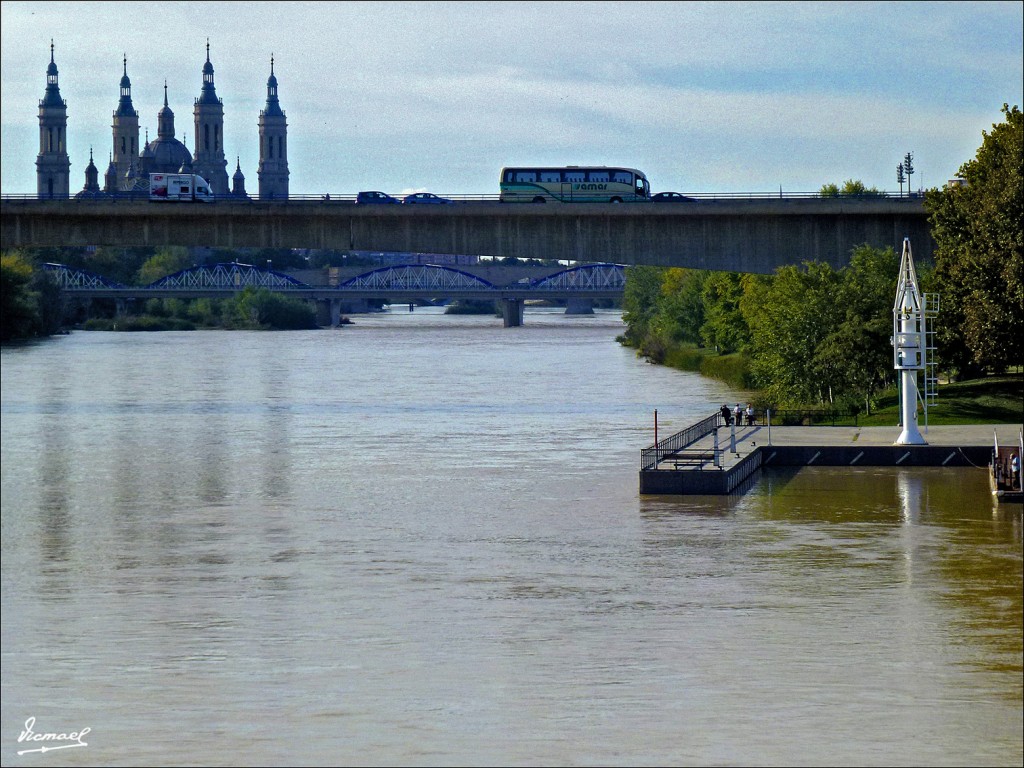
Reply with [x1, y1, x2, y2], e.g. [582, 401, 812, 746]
[765, 409, 860, 426]
[641, 412, 722, 471]
[1, 191, 922, 203]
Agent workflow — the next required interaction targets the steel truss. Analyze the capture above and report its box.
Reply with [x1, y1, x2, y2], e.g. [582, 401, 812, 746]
[148, 263, 308, 290]
[339, 265, 496, 291]
[531, 263, 625, 290]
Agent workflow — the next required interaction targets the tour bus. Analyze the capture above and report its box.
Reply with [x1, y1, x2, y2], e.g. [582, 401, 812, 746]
[499, 166, 651, 203]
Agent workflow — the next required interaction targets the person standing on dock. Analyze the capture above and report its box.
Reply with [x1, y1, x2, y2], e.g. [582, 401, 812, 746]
[1012, 452, 1020, 490]
[734, 403, 743, 427]
[720, 404, 732, 426]
[746, 403, 755, 426]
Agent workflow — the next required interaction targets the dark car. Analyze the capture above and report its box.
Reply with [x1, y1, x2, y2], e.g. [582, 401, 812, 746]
[651, 191, 695, 202]
[356, 191, 400, 204]
[402, 192, 454, 205]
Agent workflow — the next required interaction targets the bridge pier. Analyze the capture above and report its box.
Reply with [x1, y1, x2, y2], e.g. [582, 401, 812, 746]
[565, 298, 594, 315]
[501, 298, 524, 327]
[315, 298, 343, 327]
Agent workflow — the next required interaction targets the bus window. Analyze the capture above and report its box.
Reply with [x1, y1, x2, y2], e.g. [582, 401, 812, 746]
[540, 171, 560, 182]
[515, 171, 537, 182]
[564, 171, 585, 182]
[588, 171, 610, 182]
[612, 171, 631, 184]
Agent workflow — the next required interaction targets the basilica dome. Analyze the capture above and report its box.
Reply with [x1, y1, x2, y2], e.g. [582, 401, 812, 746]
[138, 83, 193, 176]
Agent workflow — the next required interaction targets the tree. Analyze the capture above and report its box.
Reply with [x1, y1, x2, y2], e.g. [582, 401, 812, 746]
[620, 265, 663, 348]
[1, 252, 39, 340]
[655, 268, 706, 346]
[0, 251, 64, 340]
[700, 271, 749, 353]
[230, 287, 317, 330]
[819, 180, 882, 197]
[136, 247, 192, 285]
[741, 262, 844, 407]
[813, 245, 901, 412]
[925, 104, 1023, 376]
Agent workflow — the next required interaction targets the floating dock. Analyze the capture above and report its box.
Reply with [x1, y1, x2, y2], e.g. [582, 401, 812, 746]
[639, 415, 1024, 498]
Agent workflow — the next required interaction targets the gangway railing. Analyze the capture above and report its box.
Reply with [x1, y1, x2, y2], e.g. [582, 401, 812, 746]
[641, 413, 721, 471]
[923, 293, 940, 406]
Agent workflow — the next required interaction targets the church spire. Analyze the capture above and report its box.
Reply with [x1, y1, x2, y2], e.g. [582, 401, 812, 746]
[157, 80, 175, 139]
[197, 36, 219, 105]
[40, 38, 64, 107]
[115, 54, 137, 117]
[262, 54, 284, 116]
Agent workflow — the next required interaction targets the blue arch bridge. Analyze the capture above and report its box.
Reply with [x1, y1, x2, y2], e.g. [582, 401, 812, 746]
[44, 261, 627, 327]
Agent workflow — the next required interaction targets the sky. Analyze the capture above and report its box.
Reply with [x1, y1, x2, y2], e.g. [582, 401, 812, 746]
[1, 0, 1021, 196]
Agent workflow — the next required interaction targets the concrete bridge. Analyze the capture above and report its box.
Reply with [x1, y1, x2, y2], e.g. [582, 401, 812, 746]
[1, 196, 934, 274]
[45, 261, 626, 327]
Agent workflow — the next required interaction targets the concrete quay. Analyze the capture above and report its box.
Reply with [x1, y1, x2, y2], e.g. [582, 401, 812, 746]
[639, 422, 1023, 496]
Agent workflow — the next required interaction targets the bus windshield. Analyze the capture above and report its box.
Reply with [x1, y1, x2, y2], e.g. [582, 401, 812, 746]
[499, 166, 650, 203]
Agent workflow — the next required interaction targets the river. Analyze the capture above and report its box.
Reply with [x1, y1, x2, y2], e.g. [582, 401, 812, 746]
[1, 308, 1021, 766]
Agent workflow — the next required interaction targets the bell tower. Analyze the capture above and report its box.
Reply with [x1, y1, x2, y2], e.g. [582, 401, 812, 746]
[257, 56, 289, 200]
[36, 41, 71, 199]
[193, 40, 229, 194]
[111, 55, 140, 184]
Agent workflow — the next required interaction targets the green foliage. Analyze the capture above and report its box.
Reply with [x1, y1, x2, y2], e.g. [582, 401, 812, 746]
[700, 271, 750, 353]
[661, 343, 708, 371]
[813, 245, 901, 411]
[657, 268, 707, 345]
[925, 103, 1023, 377]
[620, 266, 710, 361]
[229, 287, 317, 330]
[618, 243, 904, 409]
[819, 179, 883, 197]
[620, 265, 664, 350]
[136, 247, 192, 285]
[736, 247, 899, 409]
[742, 263, 845, 406]
[1, 251, 39, 340]
[698, 352, 753, 390]
[1, 251, 65, 341]
[187, 298, 224, 325]
[79, 247, 153, 286]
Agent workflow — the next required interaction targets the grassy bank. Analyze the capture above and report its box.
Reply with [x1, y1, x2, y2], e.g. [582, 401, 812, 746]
[857, 374, 1023, 426]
